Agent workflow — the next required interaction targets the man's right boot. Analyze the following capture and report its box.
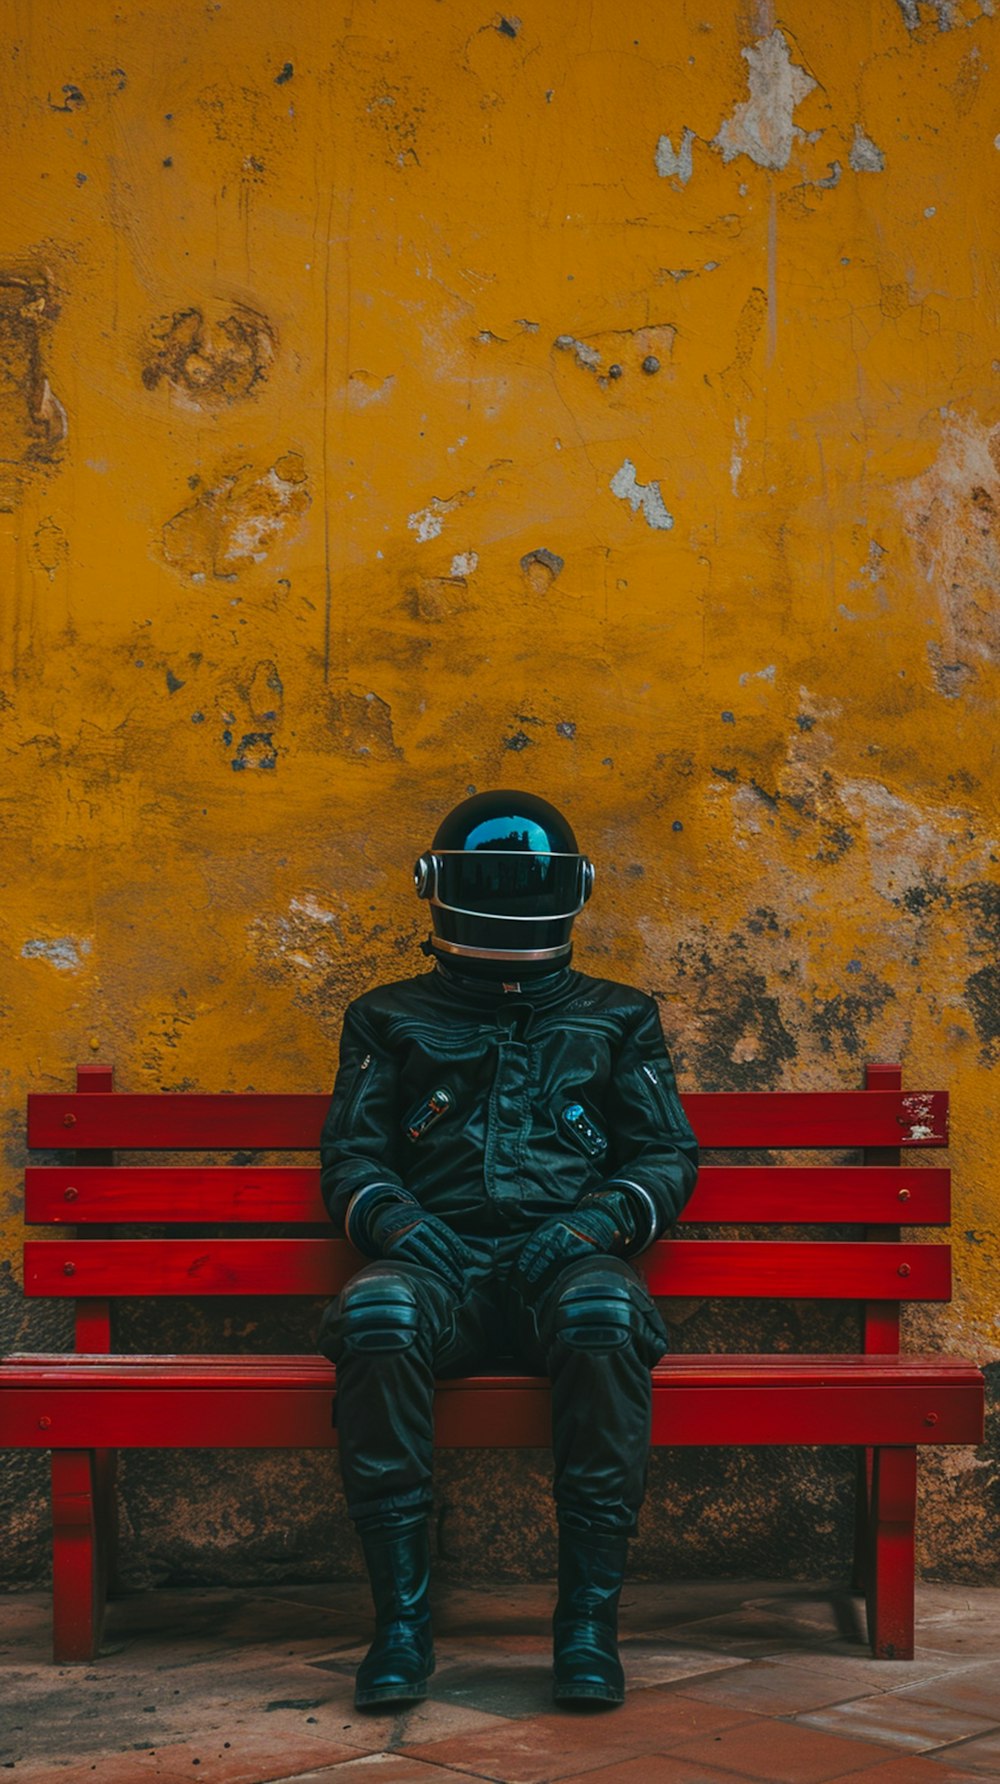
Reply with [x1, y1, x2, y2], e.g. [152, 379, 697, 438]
[354, 1517, 435, 1709]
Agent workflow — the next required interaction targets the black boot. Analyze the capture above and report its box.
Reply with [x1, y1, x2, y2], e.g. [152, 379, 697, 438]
[354, 1517, 435, 1709]
[552, 1527, 628, 1707]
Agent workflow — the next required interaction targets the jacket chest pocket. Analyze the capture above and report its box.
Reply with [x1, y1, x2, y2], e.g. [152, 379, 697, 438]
[402, 1086, 454, 1143]
[640, 1060, 688, 1132]
[559, 1099, 608, 1160]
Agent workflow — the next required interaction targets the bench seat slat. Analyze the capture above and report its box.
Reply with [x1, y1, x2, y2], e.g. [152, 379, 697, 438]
[26, 1089, 949, 1150]
[0, 1354, 983, 1449]
[24, 1165, 952, 1226]
[22, 1238, 953, 1300]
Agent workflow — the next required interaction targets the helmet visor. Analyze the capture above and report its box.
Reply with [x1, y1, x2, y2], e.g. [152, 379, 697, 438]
[433, 850, 586, 920]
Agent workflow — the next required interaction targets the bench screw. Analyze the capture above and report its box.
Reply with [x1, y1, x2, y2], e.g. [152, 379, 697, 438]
[62, 1114, 77, 1127]
[38, 1416, 51, 1429]
[897, 1263, 911, 1277]
[63, 1262, 76, 1275]
[64, 1187, 78, 1201]
[898, 1188, 911, 1201]
[924, 1412, 939, 1426]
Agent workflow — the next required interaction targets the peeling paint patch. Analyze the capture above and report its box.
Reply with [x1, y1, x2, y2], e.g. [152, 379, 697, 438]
[347, 370, 395, 408]
[520, 547, 564, 591]
[142, 305, 276, 406]
[554, 334, 602, 372]
[850, 126, 885, 172]
[730, 416, 747, 495]
[162, 453, 310, 579]
[898, 412, 1000, 678]
[713, 30, 816, 171]
[0, 277, 67, 479]
[22, 937, 91, 971]
[327, 688, 401, 758]
[450, 551, 478, 577]
[655, 128, 695, 183]
[407, 488, 474, 543]
[611, 460, 673, 531]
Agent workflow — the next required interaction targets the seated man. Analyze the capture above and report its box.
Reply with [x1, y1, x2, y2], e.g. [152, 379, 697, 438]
[319, 790, 698, 1710]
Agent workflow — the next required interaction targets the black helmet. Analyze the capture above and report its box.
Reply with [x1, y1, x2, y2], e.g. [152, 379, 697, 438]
[415, 789, 594, 964]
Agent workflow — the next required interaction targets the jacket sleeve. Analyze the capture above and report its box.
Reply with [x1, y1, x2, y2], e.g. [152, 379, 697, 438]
[598, 996, 699, 1236]
[319, 1001, 407, 1234]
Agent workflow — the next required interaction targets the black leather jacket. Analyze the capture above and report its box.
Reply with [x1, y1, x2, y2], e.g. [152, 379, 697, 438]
[320, 960, 699, 1244]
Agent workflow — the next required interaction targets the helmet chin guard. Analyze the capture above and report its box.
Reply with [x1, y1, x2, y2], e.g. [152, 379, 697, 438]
[415, 790, 593, 963]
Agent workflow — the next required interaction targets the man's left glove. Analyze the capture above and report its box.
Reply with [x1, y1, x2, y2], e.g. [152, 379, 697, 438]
[513, 1186, 653, 1294]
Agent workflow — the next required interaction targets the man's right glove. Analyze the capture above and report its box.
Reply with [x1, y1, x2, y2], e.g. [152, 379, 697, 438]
[513, 1184, 655, 1295]
[346, 1187, 477, 1299]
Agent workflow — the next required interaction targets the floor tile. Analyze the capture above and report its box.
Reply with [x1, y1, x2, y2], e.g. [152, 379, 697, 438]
[887, 1661, 1000, 1721]
[663, 1718, 905, 1782]
[675, 1659, 867, 1715]
[795, 1696, 997, 1755]
[833, 1761, 991, 1784]
[553, 1757, 768, 1784]
[923, 1729, 1000, 1775]
[401, 1692, 757, 1782]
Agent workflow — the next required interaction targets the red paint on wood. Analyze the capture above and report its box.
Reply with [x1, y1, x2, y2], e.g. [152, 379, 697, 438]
[24, 1163, 952, 1227]
[27, 1088, 949, 1150]
[22, 1237, 954, 1301]
[867, 1447, 918, 1659]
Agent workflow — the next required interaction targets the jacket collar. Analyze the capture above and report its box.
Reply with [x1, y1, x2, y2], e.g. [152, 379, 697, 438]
[431, 955, 579, 1011]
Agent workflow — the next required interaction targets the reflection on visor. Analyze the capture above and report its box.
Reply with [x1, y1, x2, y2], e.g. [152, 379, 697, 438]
[433, 851, 585, 919]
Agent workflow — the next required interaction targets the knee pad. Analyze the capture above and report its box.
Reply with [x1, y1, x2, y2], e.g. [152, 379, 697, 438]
[552, 1270, 635, 1352]
[337, 1272, 422, 1355]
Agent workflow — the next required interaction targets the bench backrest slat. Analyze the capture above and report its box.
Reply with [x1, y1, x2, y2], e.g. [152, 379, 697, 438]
[22, 1237, 952, 1302]
[27, 1088, 949, 1150]
[24, 1164, 952, 1227]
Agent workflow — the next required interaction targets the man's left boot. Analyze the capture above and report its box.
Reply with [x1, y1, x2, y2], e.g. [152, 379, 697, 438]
[552, 1526, 628, 1707]
[354, 1517, 435, 1709]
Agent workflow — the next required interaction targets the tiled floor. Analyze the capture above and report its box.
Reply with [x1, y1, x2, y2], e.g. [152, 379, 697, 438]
[2, 1578, 999, 1782]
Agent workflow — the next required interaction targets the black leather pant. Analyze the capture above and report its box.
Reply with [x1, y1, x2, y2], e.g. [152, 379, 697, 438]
[320, 1235, 668, 1536]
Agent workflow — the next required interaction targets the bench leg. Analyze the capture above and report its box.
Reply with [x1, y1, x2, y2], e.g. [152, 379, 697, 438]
[865, 1446, 917, 1659]
[51, 1451, 109, 1662]
[852, 1447, 873, 1591]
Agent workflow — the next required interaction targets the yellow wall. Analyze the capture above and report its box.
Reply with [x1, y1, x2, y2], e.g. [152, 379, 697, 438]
[2, 0, 998, 1580]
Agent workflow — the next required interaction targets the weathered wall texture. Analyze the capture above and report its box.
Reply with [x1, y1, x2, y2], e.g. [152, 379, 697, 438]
[2, 0, 998, 1590]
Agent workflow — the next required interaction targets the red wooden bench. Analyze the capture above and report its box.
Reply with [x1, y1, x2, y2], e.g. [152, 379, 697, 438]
[1, 1061, 984, 1665]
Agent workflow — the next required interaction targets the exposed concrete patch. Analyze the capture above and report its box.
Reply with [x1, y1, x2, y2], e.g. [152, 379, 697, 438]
[850, 125, 885, 171]
[21, 936, 92, 971]
[162, 453, 311, 579]
[407, 488, 474, 543]
[610, 459, 674, 531]
[450, 550, 478, 576]
[897, 412, 1000, 679]
[520, 547, 564, 591]
[142, 305, 276, 406]
[655, 128, 696, 183]
[714, 30, 816, 171]
[896, 0, 993, 29]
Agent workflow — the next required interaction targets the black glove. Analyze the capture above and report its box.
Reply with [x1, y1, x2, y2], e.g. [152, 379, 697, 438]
[514, 1187, 649, 1293]
[366, 1197, 477, 1298]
